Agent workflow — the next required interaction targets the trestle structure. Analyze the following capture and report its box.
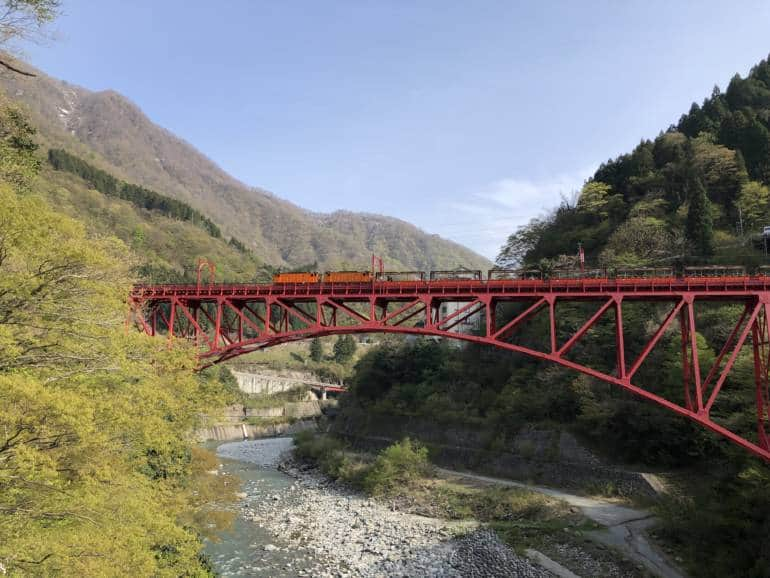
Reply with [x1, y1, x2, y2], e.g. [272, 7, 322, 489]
[129, 276, 770, 461]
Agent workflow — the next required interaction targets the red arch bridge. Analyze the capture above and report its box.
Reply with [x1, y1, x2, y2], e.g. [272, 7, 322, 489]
[129, 276, 770, 462]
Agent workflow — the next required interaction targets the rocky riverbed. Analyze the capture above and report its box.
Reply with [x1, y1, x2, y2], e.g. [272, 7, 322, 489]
[218, 439, 552, 577]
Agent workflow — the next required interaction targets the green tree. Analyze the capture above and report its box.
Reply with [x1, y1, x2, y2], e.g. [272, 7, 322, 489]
[0, 87, 230, 577]
[576, 181, 612, 217]
[599, 216, 673, 266]
[685, 178, 715, 256]
[310, 337, 324, 362]
[496, 217, 548, 268]
[333, 334, 357, 363]
[735, 181, 770, 233]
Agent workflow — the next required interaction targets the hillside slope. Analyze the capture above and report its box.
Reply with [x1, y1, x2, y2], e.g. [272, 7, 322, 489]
[498, 54, 770, 270]
[0, 54, 490, 272]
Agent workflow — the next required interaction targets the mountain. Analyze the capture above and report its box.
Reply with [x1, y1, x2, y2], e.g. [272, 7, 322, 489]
[0, 54, 490, 273]
[498, 55, 770, 270]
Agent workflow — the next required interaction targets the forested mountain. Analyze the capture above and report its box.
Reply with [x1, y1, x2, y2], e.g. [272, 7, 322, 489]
[498, 55, 770, 270]
[0, 53, 490, 273]
[339, 55, 770, 578]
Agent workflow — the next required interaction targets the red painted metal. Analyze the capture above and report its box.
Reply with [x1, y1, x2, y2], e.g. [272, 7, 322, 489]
[128, 275, 770, 462]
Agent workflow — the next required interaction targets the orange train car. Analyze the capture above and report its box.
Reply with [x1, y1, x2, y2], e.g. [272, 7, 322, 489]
[272, 272, 320, 284]
[324, 271, 373, 283]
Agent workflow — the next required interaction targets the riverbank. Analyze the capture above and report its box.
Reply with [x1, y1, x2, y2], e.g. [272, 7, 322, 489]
[219, 439, 550, 577]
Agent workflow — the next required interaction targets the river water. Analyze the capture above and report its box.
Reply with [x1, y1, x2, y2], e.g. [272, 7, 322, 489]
[204, 438, 321, 577]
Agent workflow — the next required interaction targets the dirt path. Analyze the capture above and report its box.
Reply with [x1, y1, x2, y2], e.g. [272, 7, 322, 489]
[436, 468, 684, 578]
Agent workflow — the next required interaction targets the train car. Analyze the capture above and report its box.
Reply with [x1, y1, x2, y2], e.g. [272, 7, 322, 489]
[551, 268, 606, 279]
[683, 265, 747, 278]
[518, 269, 544, 280]
[488, 268, 544, 280]
[323, 271, 373, 283]
[487, 268, 517, 280]
[273, 272, 320, 284]
[758, 265, 770, 277]
[488, 268, 546, 280]
[614, 267, 674, 279]
[376, 271, 425, 281]
[429, 269, 483, 281]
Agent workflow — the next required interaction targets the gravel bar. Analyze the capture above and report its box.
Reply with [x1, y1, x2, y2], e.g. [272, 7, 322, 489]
[220, 439, 553, 577]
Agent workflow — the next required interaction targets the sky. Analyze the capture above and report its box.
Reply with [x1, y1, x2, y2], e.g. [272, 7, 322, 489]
[17, 0, 770, 259]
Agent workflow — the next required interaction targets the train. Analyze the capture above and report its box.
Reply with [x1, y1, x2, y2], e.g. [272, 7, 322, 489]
[271, 265, 770, 284]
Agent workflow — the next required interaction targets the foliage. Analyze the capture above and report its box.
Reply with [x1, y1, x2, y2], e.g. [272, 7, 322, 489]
[38, 164, 263, 283]
[361, 438, 433, 496]
[293, 433, 432, 496]
[576, 181, 612, 217]
[685, 177, 715, 256]
[499, 54, 770, 269]
[49, 148, 224, 239]
[333, 334, 357, 363]
[735, 180, 770, 233]
[0, 92, 232, 575]
[496, 217, 550, 268]
[309, 337, 324, 362]
[0, 97, 39, 190]
[657, 464, 770, 578]
[292, 431, 351, 480]
[0, 0, 59, 48]
[599, 216, 674, 266]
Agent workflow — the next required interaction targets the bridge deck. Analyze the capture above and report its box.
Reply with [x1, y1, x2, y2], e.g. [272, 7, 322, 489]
[128, 276, 770, 462]
[132, 276, 770, 299]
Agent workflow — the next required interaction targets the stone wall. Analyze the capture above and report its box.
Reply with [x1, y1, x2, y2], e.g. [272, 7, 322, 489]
[198, 418, 318, 442]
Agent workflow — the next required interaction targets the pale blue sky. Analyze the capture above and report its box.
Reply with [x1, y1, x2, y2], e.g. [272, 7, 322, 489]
[20, 1, 770, 258]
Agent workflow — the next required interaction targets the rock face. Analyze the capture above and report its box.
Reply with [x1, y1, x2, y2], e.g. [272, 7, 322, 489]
[231, 368, 322, 396]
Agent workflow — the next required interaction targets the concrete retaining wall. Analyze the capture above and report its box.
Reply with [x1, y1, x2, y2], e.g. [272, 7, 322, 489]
[198, 418, 318, 442]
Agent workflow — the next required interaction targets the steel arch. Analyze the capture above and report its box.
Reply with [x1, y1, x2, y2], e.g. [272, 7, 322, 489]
[129, 277, 770, 461]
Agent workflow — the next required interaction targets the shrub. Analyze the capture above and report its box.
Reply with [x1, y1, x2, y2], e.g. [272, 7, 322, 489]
[362, 438, 433, 495]
[292, 431, 348, 479]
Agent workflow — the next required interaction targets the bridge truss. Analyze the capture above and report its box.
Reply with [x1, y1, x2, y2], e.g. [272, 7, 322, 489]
[129, 277, 770, 461]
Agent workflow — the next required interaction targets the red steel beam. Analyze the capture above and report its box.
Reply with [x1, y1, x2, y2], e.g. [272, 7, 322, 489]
[129, 281, 770, 462]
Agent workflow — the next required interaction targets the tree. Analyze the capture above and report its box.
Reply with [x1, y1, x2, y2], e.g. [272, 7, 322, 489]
[599, 217, 674, 266]
[333, 334, 357, 363]
[0, 1, 60, 74]
[685, 178, 715, 256]
[310, 337, 324, 362]
[576, 181, 612, 217]
[495, 217, 548, 268]
[691, 135, 748, 211]
[734, 181, 770, 236]
[0, 84, 230, 577]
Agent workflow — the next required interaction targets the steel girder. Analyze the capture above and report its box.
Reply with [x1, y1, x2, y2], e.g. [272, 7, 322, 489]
[129, 281, 770, 462]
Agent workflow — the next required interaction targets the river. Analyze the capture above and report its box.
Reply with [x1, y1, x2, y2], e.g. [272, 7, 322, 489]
[204, 438, 552, 578]
[204, 438, 322, 577]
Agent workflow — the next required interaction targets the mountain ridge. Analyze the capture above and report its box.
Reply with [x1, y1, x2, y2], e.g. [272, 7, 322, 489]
[0, 53, 491, 272]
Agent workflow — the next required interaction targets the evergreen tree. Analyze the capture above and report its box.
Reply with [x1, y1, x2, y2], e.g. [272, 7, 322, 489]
[685, 177, 715, 256]
[310, 337, 324, 362]
[333, 335, 357, 363]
